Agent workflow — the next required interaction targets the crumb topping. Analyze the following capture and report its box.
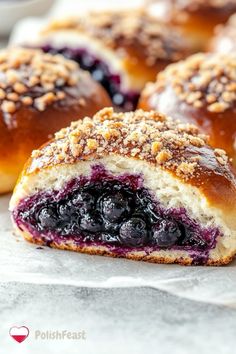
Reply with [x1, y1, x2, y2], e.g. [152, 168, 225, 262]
[0, 48, 82, 115]
[30, 108, 230, 182]
[43, 10, 189, 66]
[144, 53, 236, 113]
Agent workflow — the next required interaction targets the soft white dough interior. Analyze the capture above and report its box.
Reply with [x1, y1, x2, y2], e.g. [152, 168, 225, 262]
[29, 30, 143, 91]
[10, 155, 236, 260]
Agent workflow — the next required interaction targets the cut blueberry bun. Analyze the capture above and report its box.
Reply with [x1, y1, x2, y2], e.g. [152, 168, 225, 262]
[25, 10, 192, 110]
[10, 108, 236, 265]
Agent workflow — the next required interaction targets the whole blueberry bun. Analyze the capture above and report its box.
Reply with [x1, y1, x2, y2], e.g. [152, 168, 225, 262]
[139, 53, 236, 167]
[21, 9, 192, 111]
[0, 47, 111, 194]
[147, 0, 236, 51]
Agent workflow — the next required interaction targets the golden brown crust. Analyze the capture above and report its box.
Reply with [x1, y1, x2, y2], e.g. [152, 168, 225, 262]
[21, 229, 235, 266]
[147, 0, 236, 21]
[0, 48, 111, 193]
[139, 53, 236, 166]
[43, 10, 191, 68]
[21, 107, 236, 214]
[141, 53, 236, 113]
[147, 0, 236, 50]
[0, 48, 89, 114]
[210, 13, 236, 53]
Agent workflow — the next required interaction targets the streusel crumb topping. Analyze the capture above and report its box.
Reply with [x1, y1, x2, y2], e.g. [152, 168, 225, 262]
[143, 53, 236, 113]
[0, 48, 81, 115]
[30, 108, 230, 182]
[43, 10, 189, 66]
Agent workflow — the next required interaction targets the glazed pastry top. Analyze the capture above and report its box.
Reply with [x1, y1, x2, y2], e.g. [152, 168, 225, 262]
[24, 108, 236, 211]
[143, 53, 236, 113]
[42, 10, 190, 67]
[0, 47, 90, 116]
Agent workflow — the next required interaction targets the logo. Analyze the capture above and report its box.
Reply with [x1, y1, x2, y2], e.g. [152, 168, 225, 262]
[9, 326, 29, 343]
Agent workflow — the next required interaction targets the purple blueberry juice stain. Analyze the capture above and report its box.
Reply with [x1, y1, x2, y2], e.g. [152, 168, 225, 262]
[13, 164, 221, 264]
[41, 45, 139, 110]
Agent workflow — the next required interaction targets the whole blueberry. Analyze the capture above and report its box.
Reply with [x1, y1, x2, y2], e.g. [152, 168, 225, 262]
[100, 192, 131, 222]
[113, 93, 125, 106]
[38, 206, 58, 230]
[58, 201, 76, 220]
[136, 190, 160, 223]
[72, 190, 95, 214]
[92, 69, 105, 82]
[152, 219, 182, 247]
[119, 218, 147, 247]
[80, 212, 103, 233]
[81, 53, 95, 68]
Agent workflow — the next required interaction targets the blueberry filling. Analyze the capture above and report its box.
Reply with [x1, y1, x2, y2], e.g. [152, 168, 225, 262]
[41, 45, 139, 110]
[13, 165, 220, 263]
[152, 219, 182, 248]
[119, 218, 148, 247]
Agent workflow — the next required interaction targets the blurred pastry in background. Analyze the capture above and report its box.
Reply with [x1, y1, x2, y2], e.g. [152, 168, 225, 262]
[146, 0, 236, 51]
[139, 53, 236, 166]
[0, 47, 111, 194]
[209, 13, 236, 53]
[23, 10, 192, 111]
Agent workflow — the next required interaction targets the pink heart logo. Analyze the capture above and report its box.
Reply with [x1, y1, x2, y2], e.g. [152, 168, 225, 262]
[9, 326, 29, 343]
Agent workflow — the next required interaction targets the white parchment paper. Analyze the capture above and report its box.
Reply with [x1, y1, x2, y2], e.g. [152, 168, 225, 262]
[1, 195, 236, 307]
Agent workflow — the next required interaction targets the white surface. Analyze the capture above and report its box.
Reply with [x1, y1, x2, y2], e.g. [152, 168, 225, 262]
[1, 284, 236, 354]
[1, 194, 236, 308]
[0, 0, 55, 36]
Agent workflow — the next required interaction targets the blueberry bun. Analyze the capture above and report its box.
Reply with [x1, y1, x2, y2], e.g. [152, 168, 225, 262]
[10, 108, 236, 265]
[147, 0, 236, 51]
[0, 47, 111, 194]
[210, 13, 236, 53]
[139, 53, 236, 167]
[25, 9, 192, 111]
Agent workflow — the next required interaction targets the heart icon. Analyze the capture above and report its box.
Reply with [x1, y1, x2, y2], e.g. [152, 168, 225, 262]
[9, 326, 29, 343]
